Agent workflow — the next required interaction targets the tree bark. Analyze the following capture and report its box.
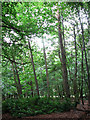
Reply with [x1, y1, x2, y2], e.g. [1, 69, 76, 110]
[28, 39, 39, 96]
[78, 9, 90, 105]
[28, 81, 33, 97]
[11, 55, 22, 97]
[61, 10, 65, 47]
[11, 61, 19, 96]
[73, 25, 78, 102]
[57, 9, 70, 98]
[58, 50, 62, 63]
[81, 48, 84, 105]
[42, 38, 50, 97]
[14, 61, 22, 96]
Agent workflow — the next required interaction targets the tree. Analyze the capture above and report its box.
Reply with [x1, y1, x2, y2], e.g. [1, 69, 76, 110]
[28, 39, 39, 96]
[57, 8, 70, 98]
[77, 6, 90, 105]
[2, 2, 89, 102]
[73, 25, 78, 102]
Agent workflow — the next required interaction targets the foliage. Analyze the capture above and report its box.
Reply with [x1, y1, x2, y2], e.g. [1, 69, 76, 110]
[2, 97, 74, 117]
[2, 1, 89, 116]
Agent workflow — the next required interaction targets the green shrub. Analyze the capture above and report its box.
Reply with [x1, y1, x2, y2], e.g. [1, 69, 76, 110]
[2, 97, 73, 117]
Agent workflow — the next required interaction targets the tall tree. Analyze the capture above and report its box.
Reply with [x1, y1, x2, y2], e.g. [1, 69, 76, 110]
[77, 8, 90, 105]
[28, 39, 39, 96]
[73, 25, 78, 102]
[11, 61, 19, 96]
[81, 44, 84, 105]
[14, 60, 22, 96]
[57, 8, 70, 98]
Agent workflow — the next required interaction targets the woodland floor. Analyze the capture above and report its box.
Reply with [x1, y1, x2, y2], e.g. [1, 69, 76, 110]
[2, 100, 90, 120]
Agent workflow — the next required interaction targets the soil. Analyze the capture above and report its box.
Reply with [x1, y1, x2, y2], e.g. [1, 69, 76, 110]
[2, 100, 90, 120]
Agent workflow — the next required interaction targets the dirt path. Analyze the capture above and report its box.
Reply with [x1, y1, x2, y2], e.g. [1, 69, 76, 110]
[2, 110, 90, 120]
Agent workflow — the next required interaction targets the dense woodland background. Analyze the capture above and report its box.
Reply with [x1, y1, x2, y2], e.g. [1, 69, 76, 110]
[1, 2, 90, 117]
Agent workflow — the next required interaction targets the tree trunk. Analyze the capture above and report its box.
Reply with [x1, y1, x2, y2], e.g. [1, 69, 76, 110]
[57, 85, 61, 98]
[11, 61, 20, 96]
[81, 49, 84, 105]
[78, 9, 90, 105]
[14, 61, 22, 96]
[57, 9, 70, 98]
[28, 39, 39, 96]
[73, 25, 78, 102]
[61, 10, 65, 47]
[42, 38, 50, 97]
[58, 49, 62, 63]
[30, 81, 33, 97]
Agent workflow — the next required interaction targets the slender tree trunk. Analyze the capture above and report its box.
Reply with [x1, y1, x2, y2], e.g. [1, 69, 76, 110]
[61, 11, 65, 47]
[57, 85, 61, 98]
[30, 81, 33, 97]
[11, 61, 19, 96]
[14, 61, 22, 96]
[73, 26, 78, 102]
[58, 50, 62, 63]
[57, 9, 70, 98]
[68, 69, 72, 82]
[28, 39, 39, 96]
[42, 38, 50, 97]
[81, 49, 84, 105]
[28, 81, 33, 97]
[78, 9, 90, 105]
[83, 69, 88, 98]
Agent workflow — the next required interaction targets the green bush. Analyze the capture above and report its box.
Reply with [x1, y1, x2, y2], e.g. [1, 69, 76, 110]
[2, 97, 73, 117]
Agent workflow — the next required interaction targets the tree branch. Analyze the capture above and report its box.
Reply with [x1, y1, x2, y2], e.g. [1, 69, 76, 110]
[2, 20, 21, 33]
[1, 54, 31, 65]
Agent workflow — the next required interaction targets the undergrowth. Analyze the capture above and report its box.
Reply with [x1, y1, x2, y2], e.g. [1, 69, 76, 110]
[2, 96, 75, 118]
